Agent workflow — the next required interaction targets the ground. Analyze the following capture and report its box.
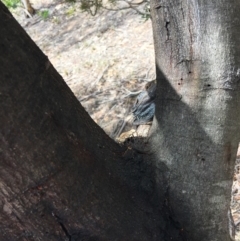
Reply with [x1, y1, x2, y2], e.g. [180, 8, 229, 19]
[231, 150, 240, 240]
[12, 0, 155, 140]
[8, 1, 240, 239]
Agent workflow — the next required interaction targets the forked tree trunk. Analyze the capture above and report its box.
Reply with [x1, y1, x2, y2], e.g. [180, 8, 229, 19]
[0, 3, 173, 241]
[1, 0, 240, 240]
[149, 0, 240, 240]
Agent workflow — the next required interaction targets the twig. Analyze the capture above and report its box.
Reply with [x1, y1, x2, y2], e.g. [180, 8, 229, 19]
[144, 78, 156, 82]
[145, 66, 152, 79]
[79, 91, 102, 102]
[122, 87, 142, 98]
[23, 9, 33, 18]
[115, 119, 127, 138]
[100, 98, 116, 104]
[115, 115, 133, 138]
[101, 0, 148, 16]
[91, 65, 110, 88]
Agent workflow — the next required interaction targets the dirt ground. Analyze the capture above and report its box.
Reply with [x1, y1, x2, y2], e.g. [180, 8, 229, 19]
[9, 1, 240, 239]
[231, 148, 240, 240]
[12, 0, 155, 140]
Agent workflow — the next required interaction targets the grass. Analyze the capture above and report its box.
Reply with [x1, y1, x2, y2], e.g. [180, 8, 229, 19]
[2, 0, 20, 9]
[38, 9, 49, 20]
[66, 6, 76, 16]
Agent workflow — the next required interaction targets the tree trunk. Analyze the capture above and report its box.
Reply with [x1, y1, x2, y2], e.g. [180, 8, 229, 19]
[0, 2, 180, 241]
[149, 0, 240, 240]
[1, 0, 240, 240]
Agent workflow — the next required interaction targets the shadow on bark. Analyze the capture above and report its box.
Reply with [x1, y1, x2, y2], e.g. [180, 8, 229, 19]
[0, 2, 236, 241]
[0, 3, 179, 240]
[148, 65, 235, 241]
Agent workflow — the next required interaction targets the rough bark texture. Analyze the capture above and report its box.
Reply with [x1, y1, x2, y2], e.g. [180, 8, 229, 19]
[0, 3, 173, 241]
[150, 1, 240, 240]
[2, 0, 240, 240]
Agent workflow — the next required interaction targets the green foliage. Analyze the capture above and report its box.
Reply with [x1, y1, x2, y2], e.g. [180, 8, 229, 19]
[108, 0, 116, 4]
[1, 0, 150, 19]
[80, 0, 102, 16]
[141, 3, 151, 21]
[38, 9, 49, 20]
[77, 0, 150, 18]
[66, 6, 76, 16]
[2, 0, 20, 9]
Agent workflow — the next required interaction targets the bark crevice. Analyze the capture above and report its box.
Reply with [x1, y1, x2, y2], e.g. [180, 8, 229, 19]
[53, 213, 72, 241]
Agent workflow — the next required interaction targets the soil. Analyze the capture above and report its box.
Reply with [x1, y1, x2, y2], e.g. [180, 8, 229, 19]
[11, 0, 155, 140]
[231, 148, 240, 240]
[9, 1, 240, 239]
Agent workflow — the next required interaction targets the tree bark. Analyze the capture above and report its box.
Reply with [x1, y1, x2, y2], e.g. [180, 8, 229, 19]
[1, 0, 240, 240]
[150, 0, 240, 240]
[0, 3, 172, 241]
